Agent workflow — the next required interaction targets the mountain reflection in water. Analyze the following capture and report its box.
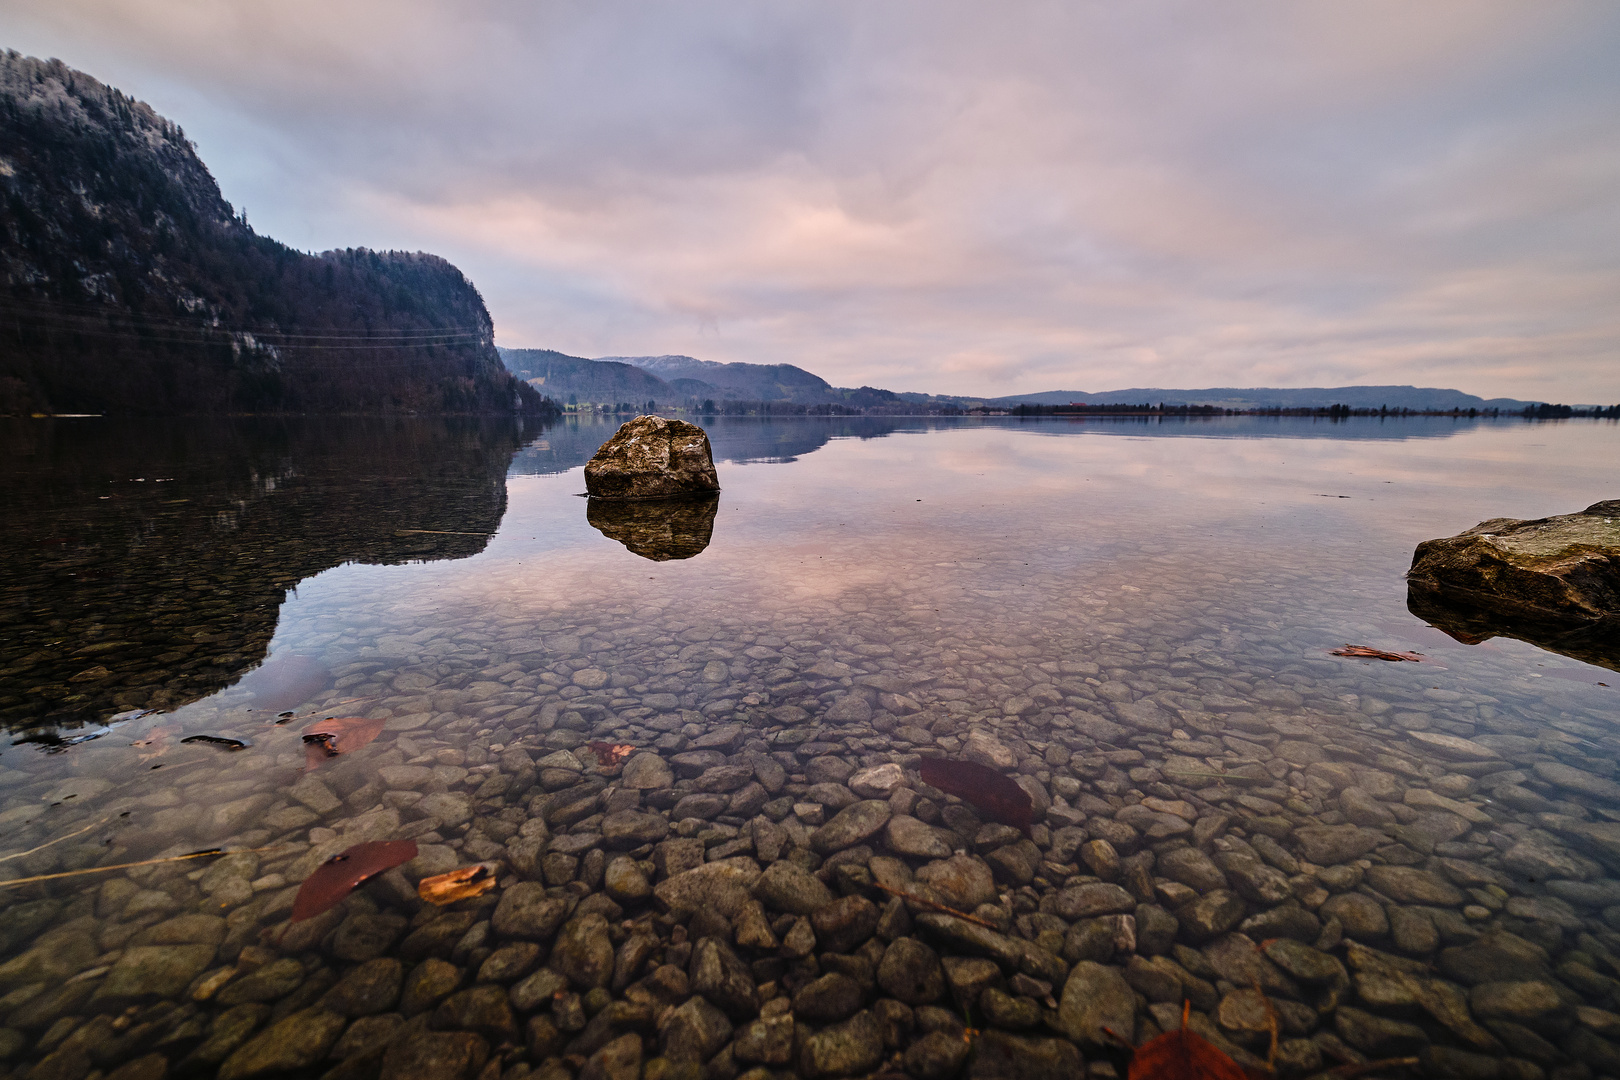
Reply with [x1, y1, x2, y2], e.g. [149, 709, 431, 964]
[586, 493, 719, 561]
[507, 411, 1500, 477]
[0, 417, 533, 733]
[2, 411, 1598, 738]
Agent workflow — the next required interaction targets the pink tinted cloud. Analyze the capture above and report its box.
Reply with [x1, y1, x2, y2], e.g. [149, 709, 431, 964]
[3, 0, 1618, 400]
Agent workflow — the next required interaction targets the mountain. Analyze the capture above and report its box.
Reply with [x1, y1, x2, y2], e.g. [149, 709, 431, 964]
[500, 348, 670, 405]
[977, 385, 1536, 411]
[596, 353, 904, 408]
[499, 348, 906, 410]
[500, 342, 1549, 414]
[0, 52, 551, 416]
[598, 354, 839, 404]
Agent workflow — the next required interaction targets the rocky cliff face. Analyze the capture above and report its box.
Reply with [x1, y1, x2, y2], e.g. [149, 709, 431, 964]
[0, 51, 552, 416]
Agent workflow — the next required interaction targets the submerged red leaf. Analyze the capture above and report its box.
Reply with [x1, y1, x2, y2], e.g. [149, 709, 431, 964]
[1128, 1024, 1254, 1080]
[301, 716, 386, 769]
[291, 839, 418, 922]
[1331, 645, 1424, 662]
[917, 757, 1033, 836]
[1127, 1002, 1261, 1080]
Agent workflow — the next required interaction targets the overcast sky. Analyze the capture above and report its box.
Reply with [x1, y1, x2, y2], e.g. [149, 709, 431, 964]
[6, 2, 1619, 400]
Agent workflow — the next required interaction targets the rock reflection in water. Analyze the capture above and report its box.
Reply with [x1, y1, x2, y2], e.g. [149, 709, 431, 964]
[585, 493, 719, 560]
[0, 416, 538, 732]
[1408, 584, 1620, 674]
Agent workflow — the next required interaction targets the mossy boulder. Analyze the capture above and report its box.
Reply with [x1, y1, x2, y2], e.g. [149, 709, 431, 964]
[1408, 500, 1620, 670]
[583, 415, 720, 499]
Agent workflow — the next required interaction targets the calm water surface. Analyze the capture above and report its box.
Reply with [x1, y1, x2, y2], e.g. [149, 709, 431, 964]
[0, 414, 1617, 1078]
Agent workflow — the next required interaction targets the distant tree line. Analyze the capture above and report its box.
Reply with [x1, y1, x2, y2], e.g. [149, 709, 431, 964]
[983, 402, 1615, 421]
[1524, 403, 1620, 419]
[551, 396, 1620, 421]
[1000, 402, 1230, 416]
[558, 398, 874, 417]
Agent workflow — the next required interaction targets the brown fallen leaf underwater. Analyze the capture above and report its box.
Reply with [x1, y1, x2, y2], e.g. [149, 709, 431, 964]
[300, 715, 386, 769]
[290, 840, 418, 922]
[917, 756, 1033, 836]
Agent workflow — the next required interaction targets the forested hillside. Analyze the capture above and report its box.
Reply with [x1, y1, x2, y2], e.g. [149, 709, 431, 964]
[602, 354, 838, 404]
[499, 349, 671, 406]
[0, 52, 551, 416]
[502, 347, 909, 411]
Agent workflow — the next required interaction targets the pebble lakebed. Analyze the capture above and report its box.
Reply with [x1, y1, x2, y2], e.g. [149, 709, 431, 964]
[0, 419, 1617, 1080]
[3, 598, 1620, 1080]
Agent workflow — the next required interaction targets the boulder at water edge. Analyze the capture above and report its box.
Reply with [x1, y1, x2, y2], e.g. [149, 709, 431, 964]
[1408, 499, 1620, 670]
[584, 415, 721, 499]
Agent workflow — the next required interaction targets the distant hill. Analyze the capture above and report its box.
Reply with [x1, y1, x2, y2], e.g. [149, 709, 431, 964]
[976, 385, 1536, 411]
[503, 344, 1560, 416]
[0, 52, 550, 416]
[500, 349, 670, 405]
[597, 354, 839, 405]
[496, 340, 1557, 415]
[500, 349, 906, 410]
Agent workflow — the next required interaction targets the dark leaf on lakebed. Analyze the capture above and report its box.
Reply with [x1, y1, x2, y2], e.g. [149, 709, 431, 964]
[180, 734, 251, 750]
[918, 756, 1033, 836]
[1331, 644, 1424, 662]
[291, 839, 418, 922]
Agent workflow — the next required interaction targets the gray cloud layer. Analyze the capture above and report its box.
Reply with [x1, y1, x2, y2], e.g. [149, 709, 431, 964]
[6, 2, 1619, 399]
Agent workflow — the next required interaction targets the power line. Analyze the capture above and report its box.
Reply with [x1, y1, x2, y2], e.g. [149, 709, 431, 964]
[0, 296, 492, 341]
[1, 314, 490, 342]
[0, 299, 493, 349]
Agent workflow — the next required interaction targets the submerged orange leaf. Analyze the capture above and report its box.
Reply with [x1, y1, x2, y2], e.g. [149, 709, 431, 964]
[584, 741, 635, 773]
[418, 865, 497, 906]
[301, 716, 386, 769]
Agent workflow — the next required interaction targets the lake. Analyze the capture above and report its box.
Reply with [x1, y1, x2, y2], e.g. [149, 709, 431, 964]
[0, 413, 1617, 1079]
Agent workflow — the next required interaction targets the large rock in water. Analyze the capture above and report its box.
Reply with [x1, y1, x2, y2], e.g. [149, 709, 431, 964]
[1408, 500, 1620, 671]
[584, 416, 721, 499]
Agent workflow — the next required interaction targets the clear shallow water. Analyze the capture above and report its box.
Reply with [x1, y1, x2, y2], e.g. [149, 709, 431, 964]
[0, 414, 1618, 1080]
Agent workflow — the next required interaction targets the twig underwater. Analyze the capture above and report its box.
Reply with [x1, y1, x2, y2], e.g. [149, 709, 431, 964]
[0, 815, 112, 864]
[870, 880, 998, 929]
[0, 843, 291, 890]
